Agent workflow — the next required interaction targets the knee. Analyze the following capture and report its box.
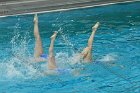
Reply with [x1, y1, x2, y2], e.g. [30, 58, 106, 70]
[49, 48, 53, 53]
[88, 46, 92, 50]
[48, 55, 54, 60]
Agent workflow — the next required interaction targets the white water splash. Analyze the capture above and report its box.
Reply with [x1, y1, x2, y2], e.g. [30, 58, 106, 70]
[69, 53, 82, 65]
[0, 31, 42, 80]
[6, 63, 24, 78]
[98, 53, 118, 62]
[0, 26, 83, 79]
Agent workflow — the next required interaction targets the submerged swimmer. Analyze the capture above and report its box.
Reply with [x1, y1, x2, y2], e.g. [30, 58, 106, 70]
[78, 22, 100, 63]
[34, 14, 72, 74]
[33, 14, 57, 70]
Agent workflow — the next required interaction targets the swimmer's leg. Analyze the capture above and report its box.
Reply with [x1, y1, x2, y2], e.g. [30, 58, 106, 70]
[81, 22, 100, 61]
[87, 22, 100, 49]
[48, 32, 58, 70]
[34, 14, 43, 58]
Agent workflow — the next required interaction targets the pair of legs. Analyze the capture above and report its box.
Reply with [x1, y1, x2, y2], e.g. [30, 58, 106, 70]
[80, 22, 100, 62]
[34, 14, 57, 70]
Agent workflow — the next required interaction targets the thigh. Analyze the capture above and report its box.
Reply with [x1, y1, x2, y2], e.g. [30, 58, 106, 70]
[48, 56, 56, 69]
[49, 56, 55, 63]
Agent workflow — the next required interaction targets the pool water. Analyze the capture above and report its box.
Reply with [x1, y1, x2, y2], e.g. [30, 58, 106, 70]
[0, 1, 140, 93]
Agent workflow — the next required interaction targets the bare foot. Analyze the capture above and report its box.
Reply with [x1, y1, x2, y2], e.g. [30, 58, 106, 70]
[34, 14, 38, 23]
[50, 31, 58, 40]
[92, 22, 100, 31]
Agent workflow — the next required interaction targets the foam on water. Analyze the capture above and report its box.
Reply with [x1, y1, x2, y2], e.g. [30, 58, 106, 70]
[0, 2, 140, 93]
[0, 31, 84, 80]
[98, 53, 118, 62]
[0, 30, 120, 80]
[0, 26, 43, 79]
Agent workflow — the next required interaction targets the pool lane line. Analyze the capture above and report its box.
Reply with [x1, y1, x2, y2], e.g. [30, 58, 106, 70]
[0, 0, 139, 18]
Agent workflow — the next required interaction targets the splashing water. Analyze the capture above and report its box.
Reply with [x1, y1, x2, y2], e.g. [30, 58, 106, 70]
[98, 53, 118, 62]
[0, 31, 83, 80]
[0, 31, 41, 79]
[0, 2, 140, 93]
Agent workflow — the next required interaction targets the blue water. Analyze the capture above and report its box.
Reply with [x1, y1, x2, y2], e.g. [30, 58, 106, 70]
[0, 1, 140, 93]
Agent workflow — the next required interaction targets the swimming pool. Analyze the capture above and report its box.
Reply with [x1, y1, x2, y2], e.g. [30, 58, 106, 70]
[0, 1, 140, 93]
